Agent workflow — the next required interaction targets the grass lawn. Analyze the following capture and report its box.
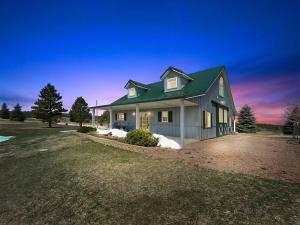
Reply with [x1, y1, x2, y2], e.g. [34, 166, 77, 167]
[0, 121, 299, 224]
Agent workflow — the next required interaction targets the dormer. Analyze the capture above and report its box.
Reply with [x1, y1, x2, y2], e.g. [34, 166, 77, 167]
[160, 66, 193, 92]
[124, 80, 148, 98]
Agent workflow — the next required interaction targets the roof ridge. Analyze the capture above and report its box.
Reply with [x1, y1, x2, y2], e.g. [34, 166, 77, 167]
[188, 65, 225, 76]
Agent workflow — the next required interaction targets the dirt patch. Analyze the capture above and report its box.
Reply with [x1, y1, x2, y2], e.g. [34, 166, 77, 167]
[144, 133, 300, 182]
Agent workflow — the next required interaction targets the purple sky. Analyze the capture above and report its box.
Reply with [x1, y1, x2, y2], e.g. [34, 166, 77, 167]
[1, 0, 300, 124]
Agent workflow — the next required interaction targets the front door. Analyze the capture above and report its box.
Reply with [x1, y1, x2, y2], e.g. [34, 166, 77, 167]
[140, 112, 149, 130]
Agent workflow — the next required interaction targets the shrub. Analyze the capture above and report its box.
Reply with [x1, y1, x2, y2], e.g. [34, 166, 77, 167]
[125, 129, 158, 147]
[77, 126, 96, 133]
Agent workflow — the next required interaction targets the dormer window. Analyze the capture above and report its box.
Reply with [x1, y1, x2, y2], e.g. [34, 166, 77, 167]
[166, 77, 178, 90]
[128, 87, 136, 97]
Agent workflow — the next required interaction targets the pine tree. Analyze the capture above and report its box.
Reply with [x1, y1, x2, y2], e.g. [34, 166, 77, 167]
[237, 105, 256, 133]
[0, 103, 10, 119]
[98, 110, 110, 125]
[69, 97, 90, 127]
[10, 104, 25, 122]
[283, 104, 300, 135]
[32, 83, 67, 127]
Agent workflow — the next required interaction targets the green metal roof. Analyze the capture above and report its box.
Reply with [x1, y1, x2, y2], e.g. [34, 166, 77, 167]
[102, 66, 224, 107]
[124, 80, 149, 89]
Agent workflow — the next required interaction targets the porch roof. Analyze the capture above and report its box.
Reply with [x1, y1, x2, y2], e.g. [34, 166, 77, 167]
[95, 98, 198, 110]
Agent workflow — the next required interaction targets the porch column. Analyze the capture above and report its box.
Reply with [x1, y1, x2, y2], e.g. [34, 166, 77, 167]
[109, 108, 113, 129]
[92, 108, 96, 127]
[136, 104, 140, 129]
[233, 118, 236, 133]
[180, 99, 185, 147]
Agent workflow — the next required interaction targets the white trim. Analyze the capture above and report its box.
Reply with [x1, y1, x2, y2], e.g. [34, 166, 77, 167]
[185, 94, 206, 99]
[128, 87, 136, 97]
[180, 99, 185, 146]
[135, 104, 140, 129]
[166, 77, 178, 90]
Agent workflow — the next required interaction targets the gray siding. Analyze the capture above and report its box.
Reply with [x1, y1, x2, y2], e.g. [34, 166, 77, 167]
[112, 106, 200, 139]
[189, 74, 235, 140]
[111, 74, 235, 141]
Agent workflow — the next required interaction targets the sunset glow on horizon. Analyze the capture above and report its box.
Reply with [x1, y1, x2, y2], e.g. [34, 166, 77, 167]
[1, 1, 299, 125]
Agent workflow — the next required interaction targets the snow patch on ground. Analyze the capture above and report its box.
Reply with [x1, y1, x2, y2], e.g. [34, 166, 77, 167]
[0, 136, 14, 142]
[96, 129, 181, 149]
[153, 133, 181, 150]
[97, 129, 127, 138]
[60, 130, 76, 133]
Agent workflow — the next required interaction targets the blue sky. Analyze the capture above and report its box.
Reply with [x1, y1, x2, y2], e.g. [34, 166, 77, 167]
[1, 0, 300, 124]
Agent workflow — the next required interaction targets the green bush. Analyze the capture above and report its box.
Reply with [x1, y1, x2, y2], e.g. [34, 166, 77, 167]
[77, 126, 96, 133]
[125, 129, 158, 147]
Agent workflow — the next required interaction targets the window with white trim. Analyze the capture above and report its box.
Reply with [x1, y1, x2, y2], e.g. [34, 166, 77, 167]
[128, 88, 136, 97]
[117, 113, 125, 121]
[224, 109, 228, 123]
[166, 77, 178, 90]
[219, 108, 224, 123]
[162, 111, 169, 122]
[219, 77, 224, 97]
[204, 111, 212, 128]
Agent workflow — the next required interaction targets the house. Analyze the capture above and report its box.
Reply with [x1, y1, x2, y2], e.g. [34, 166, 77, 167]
[91, 66, 237, 146]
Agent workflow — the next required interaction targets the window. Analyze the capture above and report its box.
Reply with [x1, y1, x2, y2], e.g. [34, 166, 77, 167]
[219, 77, 224, 97]
[128, 88, 136, 97]
[158, 111, 173, 123]
[162, 111, 169, 122]
[224, 109, 228, 123]
[117, 113, 125, 121]
[204, 111, 212, 128]
[219, 108, 224, 123]
[166, 77, 177, 90]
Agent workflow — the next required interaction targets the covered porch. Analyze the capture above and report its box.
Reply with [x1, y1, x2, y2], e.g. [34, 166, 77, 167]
[90, 98, 198, 146]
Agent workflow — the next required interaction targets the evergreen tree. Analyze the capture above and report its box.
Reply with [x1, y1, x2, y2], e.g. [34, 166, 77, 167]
[0, 103, 10, 119]
[98, 110, 110, 125]
[282, 121, 293, 134]
[69, 97, 90, 127]
[237, 105, 256, 133]
[283, 104, 300, 134]
[10, 104, 25, 122]
[32, 83, 67, 127]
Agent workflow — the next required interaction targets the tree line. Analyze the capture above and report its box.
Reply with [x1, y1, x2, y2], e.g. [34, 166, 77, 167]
[0, 83, 93, 127]
[1, 83, 298, 133]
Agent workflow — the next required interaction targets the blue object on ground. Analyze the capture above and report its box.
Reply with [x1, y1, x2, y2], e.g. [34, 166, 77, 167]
[0, 136, 14, 142]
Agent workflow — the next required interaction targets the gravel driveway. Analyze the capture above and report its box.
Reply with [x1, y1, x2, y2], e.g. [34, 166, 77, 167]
[146, 132, 300, 182]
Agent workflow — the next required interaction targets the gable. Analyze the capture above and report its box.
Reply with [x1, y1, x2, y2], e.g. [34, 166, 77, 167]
[196, 70, 237, 115]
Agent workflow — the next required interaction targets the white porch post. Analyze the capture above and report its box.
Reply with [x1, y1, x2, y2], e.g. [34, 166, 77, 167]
[233, 118, 236, 133]
[180, 99, 185, 147]
[92, 108, 96, 127]
[109, 108, 113, 129]
[136, 104, 140, 129]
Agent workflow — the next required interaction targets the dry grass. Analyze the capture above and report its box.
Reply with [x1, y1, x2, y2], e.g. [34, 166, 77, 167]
[0, 121, 299, 224]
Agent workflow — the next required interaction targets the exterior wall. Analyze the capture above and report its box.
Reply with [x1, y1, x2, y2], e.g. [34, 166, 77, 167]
[112, 106, 200, 139]
[189, 74, 235, 140]
[112, 110, 135, 129]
